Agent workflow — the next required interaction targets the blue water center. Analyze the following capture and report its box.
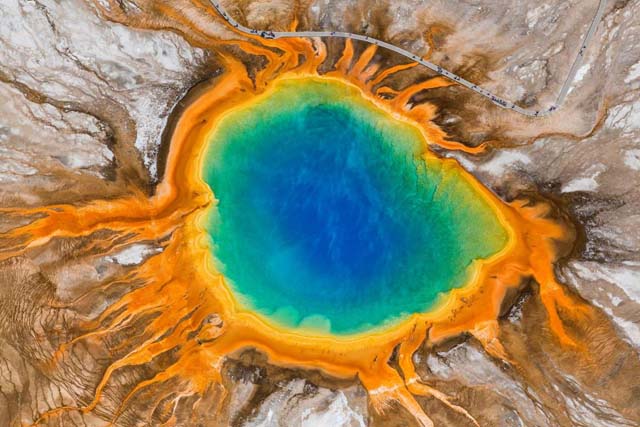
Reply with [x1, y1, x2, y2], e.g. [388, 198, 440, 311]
[203, 78, 508, 334]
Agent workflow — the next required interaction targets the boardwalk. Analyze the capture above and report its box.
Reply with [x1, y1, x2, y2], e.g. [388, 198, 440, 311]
[210, 0, 607, 117]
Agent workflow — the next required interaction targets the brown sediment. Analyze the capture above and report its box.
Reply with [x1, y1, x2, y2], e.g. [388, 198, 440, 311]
[423, 24, 452, 59]
[0, 5, 595, 427]
[157, 68, 225, 184]
[371, 61, 421, 87]
[0, 69, 149, 201]
[223, 349, 360, 425]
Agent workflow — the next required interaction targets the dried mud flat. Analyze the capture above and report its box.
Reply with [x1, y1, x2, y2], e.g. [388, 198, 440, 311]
[0, 1, 639, 426]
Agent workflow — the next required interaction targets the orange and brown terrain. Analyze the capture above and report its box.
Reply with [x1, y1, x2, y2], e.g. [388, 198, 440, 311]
[1, 1, 639, 426]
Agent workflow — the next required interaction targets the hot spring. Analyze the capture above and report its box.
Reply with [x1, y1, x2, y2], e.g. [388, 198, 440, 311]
[202, 77, 508, 334]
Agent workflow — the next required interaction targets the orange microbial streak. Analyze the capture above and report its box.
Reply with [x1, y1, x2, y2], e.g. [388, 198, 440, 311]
[2, 4, 592, 426]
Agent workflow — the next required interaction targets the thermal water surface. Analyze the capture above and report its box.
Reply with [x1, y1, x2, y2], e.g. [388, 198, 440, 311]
[203, 78, 508, 334]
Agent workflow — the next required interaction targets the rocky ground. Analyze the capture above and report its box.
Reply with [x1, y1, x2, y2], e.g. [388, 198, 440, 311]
[0, 0, 639, 426]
